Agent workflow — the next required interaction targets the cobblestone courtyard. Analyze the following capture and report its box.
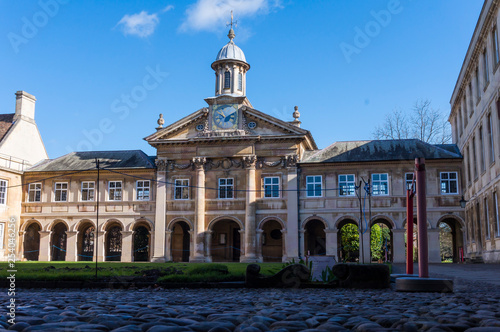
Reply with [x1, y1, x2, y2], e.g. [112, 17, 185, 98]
[2, 265, 500, 331]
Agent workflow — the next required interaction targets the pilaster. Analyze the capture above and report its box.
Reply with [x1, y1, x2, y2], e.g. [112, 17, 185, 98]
[392, 229, 406, 263]
[65, 231, 78, 262]
[428, 228, 441, 263]
[241, 155, 258, 262]
[38, 231, 51, 261]
[152, 158, 167, 262]
[192, 157, 207, 262]
[121, 231, 133, 262]
[165, 230, 172, 261]
[96, 231, 105, 262]
[286, 163, 299, 260]
[325, 229, 338, 259]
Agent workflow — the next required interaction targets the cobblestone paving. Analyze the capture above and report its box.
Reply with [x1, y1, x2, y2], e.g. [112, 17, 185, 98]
[2, 277, 500, 332]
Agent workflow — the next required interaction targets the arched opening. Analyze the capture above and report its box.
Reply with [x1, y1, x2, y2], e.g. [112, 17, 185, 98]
[51, 222, 67, 261]
[24, 223, 40, 261]
[261, 220, 283, 262]
[171, 221, 190, 262]
[370, 220, 393, 262]
[439, 218, 464, 263]
[77, 222, 94, 261]
[105, 223, 122, 262]
[211, 219, 241, 262]
[404, 218, 418, 262]
[224, 71, 231, 89]
[304, 219, 326, 256]
[337, 220, 359, 262]
[133, 225, 151, 262]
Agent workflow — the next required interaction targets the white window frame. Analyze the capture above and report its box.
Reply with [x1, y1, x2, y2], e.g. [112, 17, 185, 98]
[405, 173, 416, 191]
[0, 180, 7, 205]
[371, 173, 389, 196]
[28, 183, 42, 202]
[108, 181, 122, 201]
[174, 179, 189, 200]
[81, 181, 95, 202]
[218, 178, 234, 199]
[54, 182, 68, 202]
[263, 176, 280, 198]
[136, 180, 150, 201]
[440, 172, 458, 195]
[338, 174, 355, 197]
[306, 175, 323, 197]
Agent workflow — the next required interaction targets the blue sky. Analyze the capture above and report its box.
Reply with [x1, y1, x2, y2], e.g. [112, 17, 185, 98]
[0, 0, 484, 158]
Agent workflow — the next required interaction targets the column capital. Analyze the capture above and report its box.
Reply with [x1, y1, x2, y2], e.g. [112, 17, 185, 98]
[120, 231, 133, 236]
[283, 154, 298, 168]
[242, 155, 257, 168]
[193, 157, 207, 170]
[155, 158, 169, 172]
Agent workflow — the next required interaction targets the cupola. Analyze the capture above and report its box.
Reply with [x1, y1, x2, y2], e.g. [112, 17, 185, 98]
[211, 16, 250, 97]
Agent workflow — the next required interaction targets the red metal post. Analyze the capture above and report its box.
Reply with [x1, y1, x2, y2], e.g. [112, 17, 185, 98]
[406, 189, 413, 275]
[415, 158, 429, 278]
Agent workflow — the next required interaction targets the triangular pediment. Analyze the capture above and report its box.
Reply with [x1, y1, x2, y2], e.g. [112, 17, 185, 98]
[145, 105, 317, 150]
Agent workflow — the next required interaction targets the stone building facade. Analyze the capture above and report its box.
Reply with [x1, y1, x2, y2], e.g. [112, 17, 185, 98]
[449, 0, 500, 262]
[15, 27, 468, 264]
[0, 91, 47, 261]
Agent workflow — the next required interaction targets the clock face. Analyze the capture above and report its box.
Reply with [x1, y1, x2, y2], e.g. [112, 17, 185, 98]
[212, 104, 239, 130]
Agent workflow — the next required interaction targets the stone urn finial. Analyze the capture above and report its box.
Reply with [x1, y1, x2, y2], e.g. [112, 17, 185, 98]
[156, 113, 165, 130]
[293, 106, 300, 120]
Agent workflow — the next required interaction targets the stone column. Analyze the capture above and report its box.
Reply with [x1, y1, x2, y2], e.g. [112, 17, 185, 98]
[298, 230, 305, 261]
[188, 230, 195, 261]
[152, 158, 168, 262]
[281, 229, 288, 262]
[325, 229, 338, 259]
[238, 229, 246, 260]
[121, 231, 133, 262]
[242, 155, 258, 262]
[18, 231, 25, 260]
[205, 230, 213, 262]
[96, 231, 105, 262]
[256, 229, 264, 262]
[285, 158, 299, 260]
[165, 230, 172, 261]
[428, 228, 441, 263]
[65, 231, 78, 262]
[360, 230, 371, 264]
[192, 157, 207, 262]
[392, 229, 406, 263]
[38, 231, 51, 261]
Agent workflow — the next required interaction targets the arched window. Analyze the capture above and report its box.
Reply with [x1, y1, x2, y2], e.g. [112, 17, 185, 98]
[224, 71, 231, 89]
[216, 73, 220, 93]
[238, 72, 242, 91]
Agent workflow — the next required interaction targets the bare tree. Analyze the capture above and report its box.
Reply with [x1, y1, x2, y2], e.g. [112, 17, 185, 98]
[373, 100, 451, 144]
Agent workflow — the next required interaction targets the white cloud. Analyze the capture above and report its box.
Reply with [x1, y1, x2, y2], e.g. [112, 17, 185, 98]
[116, 6, 174, 38]
[180, 0, 281, 32]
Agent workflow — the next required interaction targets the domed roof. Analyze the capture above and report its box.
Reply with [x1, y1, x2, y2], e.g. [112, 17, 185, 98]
[215, 40, 247, 63]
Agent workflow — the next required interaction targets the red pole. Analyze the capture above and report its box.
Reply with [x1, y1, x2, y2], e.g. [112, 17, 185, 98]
[406, 189, 413, 275]
[415, 158, 428, 278]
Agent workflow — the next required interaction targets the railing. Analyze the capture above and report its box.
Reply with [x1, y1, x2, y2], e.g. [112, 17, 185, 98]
[0, 152, 31, 172]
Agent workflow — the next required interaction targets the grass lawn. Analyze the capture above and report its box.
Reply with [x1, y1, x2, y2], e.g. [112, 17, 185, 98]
[0, 262, 283, 283]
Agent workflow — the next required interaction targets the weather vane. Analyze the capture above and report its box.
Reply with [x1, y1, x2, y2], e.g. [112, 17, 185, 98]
[227, 10, 237, 29]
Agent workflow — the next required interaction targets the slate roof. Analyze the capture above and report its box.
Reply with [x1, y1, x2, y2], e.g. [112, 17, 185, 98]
[27, 150, 155, 172]
[301, 139, 462, 164]
[0, 113, 15, 142]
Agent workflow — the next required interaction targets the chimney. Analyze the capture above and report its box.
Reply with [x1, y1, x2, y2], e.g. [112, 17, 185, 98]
[14, 91, 36, 121]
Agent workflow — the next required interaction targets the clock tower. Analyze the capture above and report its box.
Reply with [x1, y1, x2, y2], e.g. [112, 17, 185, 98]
[205, 15, 251, 132]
